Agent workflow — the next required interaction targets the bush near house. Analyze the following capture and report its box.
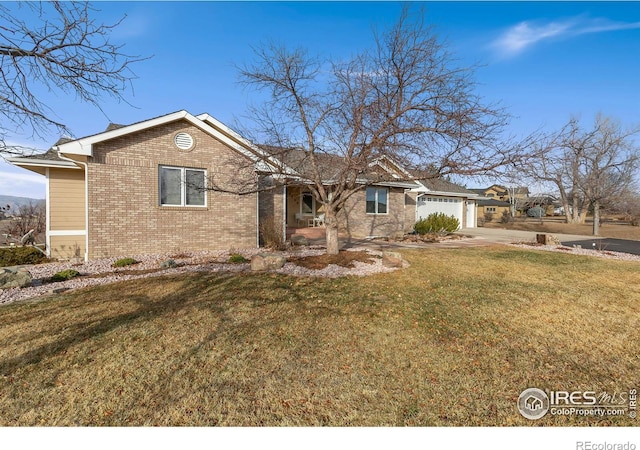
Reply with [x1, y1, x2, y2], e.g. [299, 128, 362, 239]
[414, 213, 460, 235]
[228, 254, 248, 264]
[112, 258, 139, 268]
[0, 247, 50, 267]
[49, 269, 80, 282]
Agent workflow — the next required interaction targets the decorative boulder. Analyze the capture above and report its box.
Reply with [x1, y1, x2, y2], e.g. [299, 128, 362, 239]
[251, 253, 286, 271]
[290, 235, 309, 246]
[382, 251, 405, 268]
[0, 266, 33, 289]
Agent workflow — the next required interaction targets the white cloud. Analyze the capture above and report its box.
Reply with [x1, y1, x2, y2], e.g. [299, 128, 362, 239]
[491, 16, 640, 58]
[0, 164, 46, 199]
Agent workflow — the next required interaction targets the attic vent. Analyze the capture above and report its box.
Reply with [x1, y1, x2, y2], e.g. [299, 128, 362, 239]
[174, 132, 194, 151]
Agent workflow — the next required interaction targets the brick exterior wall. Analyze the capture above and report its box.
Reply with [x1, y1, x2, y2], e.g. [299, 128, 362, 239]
[257, 176, 285, 244]
[404, 192, 417, 232]
[338, 187, 407, 239]
[86, 120, 258, 258]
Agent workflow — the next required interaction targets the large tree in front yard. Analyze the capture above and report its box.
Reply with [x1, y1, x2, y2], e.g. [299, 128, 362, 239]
[238, 8, 528, 254]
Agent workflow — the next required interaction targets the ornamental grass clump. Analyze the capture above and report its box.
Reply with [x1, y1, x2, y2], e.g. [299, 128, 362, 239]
[414, 213, 460, 235]
[49, 269, 80, 282]
[228, 254, 248, 264]
[112, 257, 139, 268]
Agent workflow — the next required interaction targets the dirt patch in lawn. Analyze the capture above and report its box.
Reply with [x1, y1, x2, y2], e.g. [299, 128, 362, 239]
[287, 250, 376, 269]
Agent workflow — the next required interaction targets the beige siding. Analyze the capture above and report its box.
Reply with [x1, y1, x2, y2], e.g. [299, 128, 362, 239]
[50, 235, 86, 260]
[49, 168, 86, 230]
[86, 120, 258, 258]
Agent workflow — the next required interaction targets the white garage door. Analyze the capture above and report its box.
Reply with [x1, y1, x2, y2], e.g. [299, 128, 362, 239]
[416, 195, 464, 230]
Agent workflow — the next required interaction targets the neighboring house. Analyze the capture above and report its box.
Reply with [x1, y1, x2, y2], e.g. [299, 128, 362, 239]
[475, 198, 511, 220]
[8, 110, 478, 260]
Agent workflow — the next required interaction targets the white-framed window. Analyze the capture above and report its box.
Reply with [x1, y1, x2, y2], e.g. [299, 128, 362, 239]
[486, 207, 496, 212]
[159, 165, 206, 207]
[366, 187, 388, 214]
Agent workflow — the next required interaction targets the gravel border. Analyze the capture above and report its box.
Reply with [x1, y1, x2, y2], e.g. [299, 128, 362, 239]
[2, 240, 638, 307]
[509, 242, 640, 262]
[0, 246, 396, 306]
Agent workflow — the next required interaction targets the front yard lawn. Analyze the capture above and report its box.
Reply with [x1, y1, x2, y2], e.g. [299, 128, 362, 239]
[0, 246, 638, 426]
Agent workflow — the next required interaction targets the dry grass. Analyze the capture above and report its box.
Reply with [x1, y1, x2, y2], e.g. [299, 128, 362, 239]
[0, 247, 638, 426]
[484, 217, 640, 240]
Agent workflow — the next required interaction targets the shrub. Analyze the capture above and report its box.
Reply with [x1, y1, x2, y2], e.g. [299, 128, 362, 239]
[483, 212, 494, 223]
[259, 215, 285, 250]
[159, 259, 177, 269]
[0, 247, 50, 266]
[50, 269, 80, 282]
[500, 210, 512, 224]
[414, 213, 460, 235]
[527, 206, 545, 218]
[228, 254, 248, 264]
[113, 257, 139, 268]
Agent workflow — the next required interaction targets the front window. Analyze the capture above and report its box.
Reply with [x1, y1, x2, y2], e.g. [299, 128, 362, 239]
[366, 187, 388, 214]
[159, 166, 206, 207]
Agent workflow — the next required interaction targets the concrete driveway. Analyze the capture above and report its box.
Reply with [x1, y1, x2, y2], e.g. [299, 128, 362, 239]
[457, 227, 640, 256]
[455, 227, 589, 244]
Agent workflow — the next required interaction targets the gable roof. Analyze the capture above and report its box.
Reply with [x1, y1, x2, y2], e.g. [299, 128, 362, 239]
[9, 110, 294, 174]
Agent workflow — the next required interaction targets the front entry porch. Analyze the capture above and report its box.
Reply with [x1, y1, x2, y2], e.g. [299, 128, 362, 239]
[285, 185, 325, 229]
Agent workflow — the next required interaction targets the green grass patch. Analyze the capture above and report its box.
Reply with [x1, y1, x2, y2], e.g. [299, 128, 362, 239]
[0, 246, 637, 426]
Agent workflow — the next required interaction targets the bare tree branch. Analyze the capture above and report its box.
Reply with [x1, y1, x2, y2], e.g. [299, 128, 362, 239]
[0, 1, 148, 155]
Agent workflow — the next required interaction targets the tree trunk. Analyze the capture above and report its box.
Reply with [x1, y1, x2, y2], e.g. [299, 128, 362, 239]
[325, 208, 340, 255]
[592, 200, 600, 236]
[570, 194, 581, 223]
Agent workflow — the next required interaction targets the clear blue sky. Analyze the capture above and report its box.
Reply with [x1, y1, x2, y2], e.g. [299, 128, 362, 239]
[2, 1, 639, 198]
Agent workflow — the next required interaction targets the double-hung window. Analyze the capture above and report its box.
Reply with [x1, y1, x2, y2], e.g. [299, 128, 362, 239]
[159, 166, 206, 207]
[366, 187, 388, 214]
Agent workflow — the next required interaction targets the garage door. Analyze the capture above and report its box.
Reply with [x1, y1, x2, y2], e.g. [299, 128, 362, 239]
[416, 195, 464, 230]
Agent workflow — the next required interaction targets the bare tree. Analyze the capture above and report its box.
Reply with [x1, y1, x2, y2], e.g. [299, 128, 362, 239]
[531, 115, 640, 234]
[232, 8, 530, 254]
[0, 1, 145, 156]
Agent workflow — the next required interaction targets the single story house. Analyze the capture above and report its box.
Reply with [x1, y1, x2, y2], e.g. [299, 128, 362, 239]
[8, 110, 478, 260]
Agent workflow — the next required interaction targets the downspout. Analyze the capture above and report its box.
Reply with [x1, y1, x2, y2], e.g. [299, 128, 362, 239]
[256, 187, 260, 248]
[55, 149, 89, 261]
[45, 168, 51, 257]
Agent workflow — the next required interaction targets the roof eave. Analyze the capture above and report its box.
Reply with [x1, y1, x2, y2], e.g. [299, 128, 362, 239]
[6, 156, 80, 169]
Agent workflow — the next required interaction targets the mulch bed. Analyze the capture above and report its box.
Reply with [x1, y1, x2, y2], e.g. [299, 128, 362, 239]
[287, 250, 376, 270]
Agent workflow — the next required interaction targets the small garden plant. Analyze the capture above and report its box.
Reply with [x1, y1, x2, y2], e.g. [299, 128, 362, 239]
[414, 213, 460, 235]
[50, 269, 80, 282]
[228, 253, 248, 264]
[112, 257, 139, 268]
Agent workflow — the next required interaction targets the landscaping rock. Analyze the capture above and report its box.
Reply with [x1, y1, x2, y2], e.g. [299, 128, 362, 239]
[251, 253, 286, 271]
[290, 235, 309, 246]
[547, 234, 562, 246]
[0, 266, 33, 289]
[381, 251, 405, 268]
